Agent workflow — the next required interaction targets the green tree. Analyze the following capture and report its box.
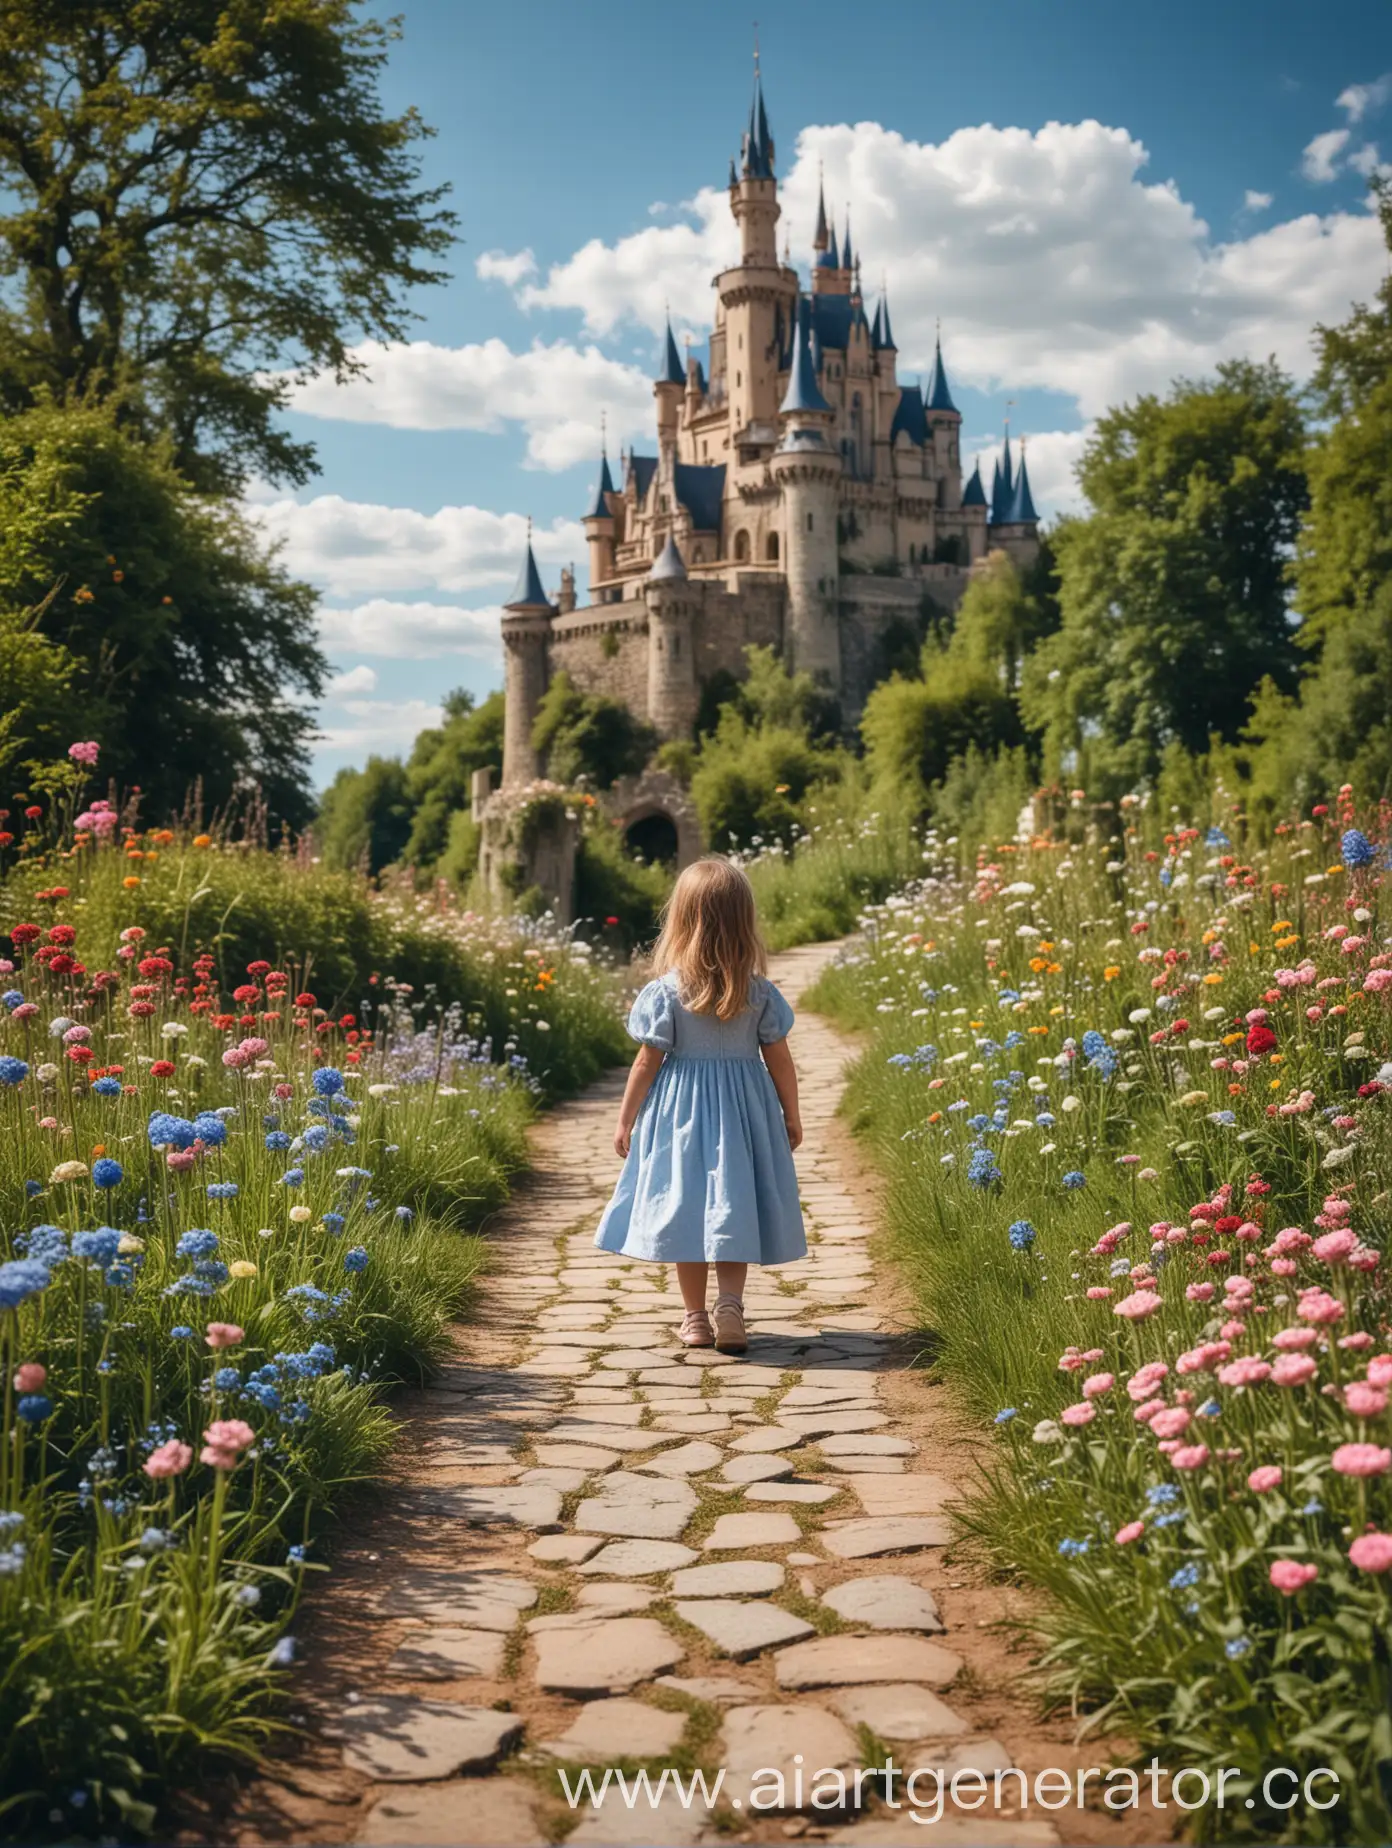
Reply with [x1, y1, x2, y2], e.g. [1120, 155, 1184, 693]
[0, 0, 454, 489]
[1021, 360, 1307, 793]
[315, 754, 412, 875]
[531, 671, 656, 789]
[0, 398, 324, 820]
[402, 690, 504, 869]
[861, 654, 1022, 814]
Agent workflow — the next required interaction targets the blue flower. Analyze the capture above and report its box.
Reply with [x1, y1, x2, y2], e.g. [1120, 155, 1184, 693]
[1342, 828, 1376, 870]
[1035, 1110, 1056, 1128]
[213, 1366, 241, 1390]
[1146, 1484, 1181, 1508]
[343, 1246, 369, 1273]
[395, 1205, 413, 1222]
[16, 1394, 52, 1424]
[19, 1225, 66, 1266]
[148, 1111, 197, 1150]
[1205, 826, 1231, 849]
[234, 1584, 261, 1608]
[2, 989, 23, 1010]
[1169, 1563, 1202, 1590]
[1225, 1635, 1252, 1660]
[91, 1076, 122, 1097]
[0, 1054, 30, 1086]
[1062, 1171, 1087, 1190]
[139, 1527, 172, 1553]
[92, 1158, 124, 1189]
[1058, 1537, 1089, 1557]
[287, 1545, 308, 1565]
[302, 1123, 331, 1152]
[1154, 1510, 1187, 1529]
[994, 1408, 1017, 1424]
[0, 1261, 50, 1310]
[176, 1229, 219, 1258]
[967, 1113, 992, 1133]
[24, 1181, 41, 1198]
[1302, 1497, 1325, 1517]
[269, 1635, 296, 1666]
[264, 1130, 291, 1151]
[967, 1148, 1002, 1189]
[207, 1181, 239, 1200]
[322, 1212, 345, 1235]
[281, 1168, 305, 1189]
[72, 1227, 121, 1266]
[192, 1111, 227, 1147]
[312, 1067, 344, 1096]
[170, 1325, 194, 1340]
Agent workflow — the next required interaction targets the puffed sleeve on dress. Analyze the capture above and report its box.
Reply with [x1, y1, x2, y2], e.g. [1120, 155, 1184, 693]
[756, 979, 796, 1045]
[628, 977, 676, 1051]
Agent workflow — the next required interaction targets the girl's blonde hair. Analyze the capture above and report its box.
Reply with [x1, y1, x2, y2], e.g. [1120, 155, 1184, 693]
[651, 857, 767, 1021]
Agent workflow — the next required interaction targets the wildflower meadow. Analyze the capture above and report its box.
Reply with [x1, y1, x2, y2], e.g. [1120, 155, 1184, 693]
[808, 791, 1392, 1843]
[0, 799, 628, 1835]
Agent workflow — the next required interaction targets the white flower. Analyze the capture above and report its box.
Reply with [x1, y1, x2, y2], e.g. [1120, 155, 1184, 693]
[1323, 1146, 1357, 1169]
[288, 1205, 312, 1223]
[1001, 882, 1037, 897]
[1127, 1008, 1152, 1024]
[35, 1063, 58, 1083]
[368, 1083, 396, 1097]
[184, 1054, 207, 1069]
[1032, 1419, 1064, 1445]
[47, 1016, 75, 1038]
[535, 1020, 551, 1032]
[1110, 1029, 1135, 1044]
[1203, 1006, 1226, 1021]
[1061, 1095, 1082, 1113]
[161, 1021, 189, 1039]
[1039, 1142, 1057, 1155]
[1016, 924, 1040, 939]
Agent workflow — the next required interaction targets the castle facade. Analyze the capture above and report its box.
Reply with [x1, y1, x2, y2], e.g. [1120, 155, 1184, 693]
[496, 69, 1039, 797]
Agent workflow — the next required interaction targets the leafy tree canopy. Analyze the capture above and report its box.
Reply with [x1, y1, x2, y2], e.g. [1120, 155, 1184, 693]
[531, 672, 656, 790]
[402, 689, 504, 869]
[1020, 359, 1307, 794]
[315, 753, 412, 875]
[0, 396, 324, 821]
[0, 0, 454, 489]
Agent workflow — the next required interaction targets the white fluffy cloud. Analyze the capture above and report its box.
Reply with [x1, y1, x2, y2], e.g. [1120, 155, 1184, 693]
[488, 117, 1386, 420]
[327, 663, 379, 695]
[1338, 76, 1391, 124]
[249, 493, 585, 600]
[476, 248, 538, 287]
[317, 599, 503, 663]
[288, 338, 651, 471]
[1243, 189, 1273, 212]
[317, 698, 445, 756]
[1303, 128, 1351, 182]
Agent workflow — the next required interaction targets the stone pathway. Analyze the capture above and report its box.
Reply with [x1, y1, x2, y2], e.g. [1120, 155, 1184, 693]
[222, 943, 1073, 1847]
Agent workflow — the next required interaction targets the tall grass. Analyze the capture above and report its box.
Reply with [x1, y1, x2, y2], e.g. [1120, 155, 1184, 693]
[809, 805, 1392, 1843]
[0, 830, 629, 1837]
[741, 793, 923, 951]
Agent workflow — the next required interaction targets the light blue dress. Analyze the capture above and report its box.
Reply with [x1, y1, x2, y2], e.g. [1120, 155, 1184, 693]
[595, 974, 807, 1265]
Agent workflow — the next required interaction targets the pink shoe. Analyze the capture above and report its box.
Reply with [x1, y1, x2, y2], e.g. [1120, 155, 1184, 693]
[713, 1295, 747, 1355]
[680, 1309, 714, 1348]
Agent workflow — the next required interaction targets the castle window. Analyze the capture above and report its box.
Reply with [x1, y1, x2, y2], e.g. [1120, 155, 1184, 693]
[736, 371, 741, 388]
[734, 529, 750, 562]
[766, 532, 780, 561]
[806, 512, 814, 534]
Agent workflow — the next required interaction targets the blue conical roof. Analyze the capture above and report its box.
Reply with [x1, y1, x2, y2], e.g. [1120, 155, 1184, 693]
[1007, 450, 1037, 524]
[585, 452, 615, 520]
[990, 458, 1002, 518]
[925, 338, 957, 413]
[878, 290, 895, 350]
[990, 436, 1015, 523]
[659, 317, 684, 385]
[815, 221, 840, 269]
[814, 178, 830, 252]
[742, 72, 773, 178]
[962, 460, 987, 508]
[870, 298, 884, 348]
[506, 538, 550, 609]
[781, 295, 830, 415]
[841, 212, 854, 273]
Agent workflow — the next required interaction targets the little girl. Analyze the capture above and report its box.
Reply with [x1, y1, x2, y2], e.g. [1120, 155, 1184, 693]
[595, 857, 806, 1354]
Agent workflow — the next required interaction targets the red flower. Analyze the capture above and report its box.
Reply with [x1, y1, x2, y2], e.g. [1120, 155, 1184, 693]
[47, 924, 77, 946]
[1246, 1025, 1277, 1056]
[151, 1060, 176, 1078]
[23, 806, 41, 820]
[246, 960, 272, 978]
[295, 993, 316, 1009]
[66, 1045, 93, 1064]
[128, 1001, 156, 1018]
[232, 984, 260, 1004]
[10, 923, 40, 945]
[47, 953, 76, 975]
[605, 916, 620, 927]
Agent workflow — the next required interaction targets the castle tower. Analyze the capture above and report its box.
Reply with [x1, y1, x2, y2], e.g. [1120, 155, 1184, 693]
[645, 536, 699, 740]
[924, 336, 962, 508]
[811, 178, 841, 296]
[991, 440, 1041, 570]
[655, 317, 685, 456]
[871, 285, 900, 486]
[769, 294, 842, 686]
[500, 533, 553, 787]
[582, 446, 616, 602]
[719, 64, 795, 441]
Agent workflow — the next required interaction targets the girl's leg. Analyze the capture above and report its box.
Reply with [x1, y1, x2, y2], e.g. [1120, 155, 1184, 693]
[714, 1261, 748, 1304]
[674, 1262, 710, 1312]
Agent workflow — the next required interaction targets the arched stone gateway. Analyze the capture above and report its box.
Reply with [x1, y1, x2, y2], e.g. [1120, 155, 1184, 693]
[606, 769, 702, 872]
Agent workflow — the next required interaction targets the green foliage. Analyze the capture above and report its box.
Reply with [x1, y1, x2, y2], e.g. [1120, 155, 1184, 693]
[1022, 360, 1307, 795]
[929, 743, 1035, 845]
[861, 655, 1022, 814]
[0, 0, 454, 491]
[531, 671, 656, 788]
[742, 790, 922, 951]
[402, 690, 504, 871]
[316, 755, 413, 874]
[0, 591, 77, 780]
[0, 398, 326, 824]
[573, 815, 670, 947]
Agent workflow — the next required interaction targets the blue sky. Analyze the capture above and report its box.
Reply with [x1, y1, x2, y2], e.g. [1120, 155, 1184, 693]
[263, 0, 1390, 786]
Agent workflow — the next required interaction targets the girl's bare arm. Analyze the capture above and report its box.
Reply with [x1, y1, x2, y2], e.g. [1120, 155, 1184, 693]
[614, 1045, 666, 1156]
[761, 1037, 803, 1150]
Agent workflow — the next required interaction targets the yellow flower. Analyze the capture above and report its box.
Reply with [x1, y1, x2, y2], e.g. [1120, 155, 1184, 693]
[1249, 942, 1260, 955]
[1272, 920, 1293, 932]
[1222, 1032, 1244, 1045]
[774, 784, 790, 794]
[1203, 973, 1224, 986]
[969, 1020, 984, 1030]
[1049, 1005, 1065, 1017]
[1028, 1025, 1050, 1036]
[123, 875, 141, 888]
[229, 1260, 258, 1280]
[1326, 864, 1344, 876]
[1275, 936, 1299, 951]
[1270, 1079, 1282, 1090]
[1103, 965, 1121, 981]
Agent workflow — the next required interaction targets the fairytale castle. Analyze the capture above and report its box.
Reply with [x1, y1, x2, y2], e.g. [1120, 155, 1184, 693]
[482, 68, 1038, 901]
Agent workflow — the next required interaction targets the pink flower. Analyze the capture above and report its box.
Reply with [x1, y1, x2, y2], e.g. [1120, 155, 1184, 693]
[1272, 1327, 1318, 1351]
[166, 1149, 198, 1173]
[144, 1439, 193, 1479]
[1061, 1402, 1097, 1427]
[204, 1418, 255, 1452]
[1082, 1372, 1114, 1398]
[1297, 1290, 1345, 1326]
[1186, 1282, 1215, 1303]
[1086, 1286, 1112, 1299]
[1134, 1398, 1167, 1424]
[1248, 1465, 1283, 1493]
[1220, 1319, 1248, 1341]
[1270, 1560, 1318, 1595]
[1057, 1353, 1086, 1372]
[239, 1037, 269, 1058]
[222, 1047, 252, 1069]
[1331, 1442, 1392, 1478]
[1217, 1357, 1272, 1388]
[1271, 1258, 1298, 1277]
[201, 1446, 241, 1470]
[1344, 1382, 1388, 1419]
[1313, 1229, 1358, 1264]
[1171, 1444, 1210, 1471]
[1115, 1521, 1145, 1545]
[1367, 1355, 1392, 1387]
[1114, 1290, 1163, 1322]
[1272, 1355, 1318, 1387]
[1127, 1361, 1170, 1400]
[1349, 1532, 1392, 1573]
[67, 740, 99, 766]
[1340, 1333, 1375, 1352]
[12, 1363, 46, 1393]
[1150, 1407, 1192, 1438]
[205, 1323, 244, 1350]
[1271, 1227, 1313, 1256]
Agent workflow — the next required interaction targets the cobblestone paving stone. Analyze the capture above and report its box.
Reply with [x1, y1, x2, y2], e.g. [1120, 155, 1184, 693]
[223, 943, 1061, 1847]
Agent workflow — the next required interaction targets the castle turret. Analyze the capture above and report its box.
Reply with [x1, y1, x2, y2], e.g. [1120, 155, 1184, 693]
[769, 294, 842, 687]
[991, 440, 1041, 569]
[924, 336, 962, 508]
[583, 447, 617, 601]
[645, 536, 699, 740]
[655, 317, 685, 454]
[718, 64, 795, 443]
[500, 534, 553, 787]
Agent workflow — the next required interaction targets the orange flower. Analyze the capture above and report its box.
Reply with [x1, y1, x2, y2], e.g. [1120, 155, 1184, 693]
[192, 834, 212, 849]
[123, 875, 140, 889]
[1103, 965, 1121, 981]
